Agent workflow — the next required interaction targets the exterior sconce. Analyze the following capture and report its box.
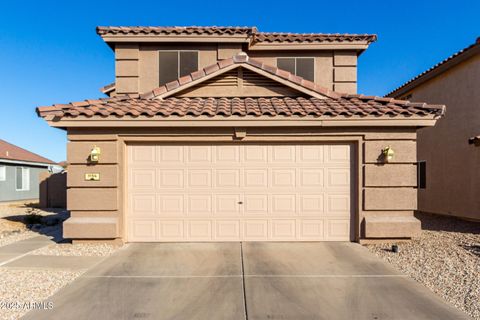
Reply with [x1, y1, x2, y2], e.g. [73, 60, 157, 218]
[89, 146, 101, 163]
[382, 146, 395, 163]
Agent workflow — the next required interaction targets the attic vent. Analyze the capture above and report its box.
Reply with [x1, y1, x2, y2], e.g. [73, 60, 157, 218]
[242, 69, 278, 87]
[202, 70, 238, 87]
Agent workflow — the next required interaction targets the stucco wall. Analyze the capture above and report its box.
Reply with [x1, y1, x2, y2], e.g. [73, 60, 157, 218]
[0, 163, 47, 202]
[64, 127, 420, 242]
[399, 54, 480, 220]
[114, 44, 358, 96]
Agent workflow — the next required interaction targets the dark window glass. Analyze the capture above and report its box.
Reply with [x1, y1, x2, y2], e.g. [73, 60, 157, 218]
[159, 52, 179, 86]
[277, 58, 295, 74]
[296, 58, 315, 81]
[180, 52, 198, 77]
[16, 167, 22, 190]
[418, 161, 426, 189]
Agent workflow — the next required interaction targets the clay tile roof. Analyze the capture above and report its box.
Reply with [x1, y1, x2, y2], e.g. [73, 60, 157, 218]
[100, 82, 115, 95]
[96, 26, 257, 36]
[0, 139, 56, 164]
[253, 32, 377, 44]
[387, 37, 480, 97]
[96, 26, 377, 45]
[37, 54, 444, 121]
[36, 95, 445, 120]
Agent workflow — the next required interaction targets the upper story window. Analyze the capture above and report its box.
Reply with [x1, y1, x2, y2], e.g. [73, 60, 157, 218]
[159, 51, 199, 86]
[277, 57, 315, 82]
[16, 167, 30, 191]
[0, 166, 5, 181]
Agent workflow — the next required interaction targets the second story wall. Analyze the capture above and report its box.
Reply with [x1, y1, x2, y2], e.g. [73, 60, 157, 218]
[114, 44, 359, 95]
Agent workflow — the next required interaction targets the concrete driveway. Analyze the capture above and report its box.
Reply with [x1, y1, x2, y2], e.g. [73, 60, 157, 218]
[23, 242, 470, 320]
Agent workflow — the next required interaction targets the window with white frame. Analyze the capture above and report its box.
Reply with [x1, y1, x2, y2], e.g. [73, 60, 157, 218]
[0, 166, 5, 181]
[15, 167, 30, 191]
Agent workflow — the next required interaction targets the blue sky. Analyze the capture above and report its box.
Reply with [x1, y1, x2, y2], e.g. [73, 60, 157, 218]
[0, 1, 478, 162]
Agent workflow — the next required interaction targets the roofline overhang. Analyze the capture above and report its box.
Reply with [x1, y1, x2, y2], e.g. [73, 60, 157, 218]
[0, 158, 57, 167]
[387, 43, 480, 98]
[44, 116, 439, 129]
[248, 42, 370, 51]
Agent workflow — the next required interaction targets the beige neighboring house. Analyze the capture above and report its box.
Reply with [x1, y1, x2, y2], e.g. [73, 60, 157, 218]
[37, 26, 446, 243]
[388, 38, 480, 221]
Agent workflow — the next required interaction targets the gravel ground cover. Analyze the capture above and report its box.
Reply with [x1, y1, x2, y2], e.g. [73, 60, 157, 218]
[0, 268, 82, 320]
[365, 212, 480, 320]
[31, 243, 119, 257]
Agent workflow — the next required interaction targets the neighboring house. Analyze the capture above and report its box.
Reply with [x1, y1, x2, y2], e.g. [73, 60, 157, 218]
[387, 38, 480, 221]
[37, 26, 445, 243]
[0, 139, 59, 202]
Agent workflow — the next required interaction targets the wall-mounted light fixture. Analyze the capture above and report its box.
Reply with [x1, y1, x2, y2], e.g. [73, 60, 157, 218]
[468, 136, 480, 146]
[89, 146, 101, 163]
[382, 146, 395, 163]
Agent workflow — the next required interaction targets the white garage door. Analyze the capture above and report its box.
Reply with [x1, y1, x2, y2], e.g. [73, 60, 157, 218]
[127, 143, 352, 242]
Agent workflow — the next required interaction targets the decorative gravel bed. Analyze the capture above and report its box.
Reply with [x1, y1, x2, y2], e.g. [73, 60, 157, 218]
[0, 268, 83, 320]
[0, 230, 38, 248]
[365, 212, 480, 320]
[31, 243, 119, 257]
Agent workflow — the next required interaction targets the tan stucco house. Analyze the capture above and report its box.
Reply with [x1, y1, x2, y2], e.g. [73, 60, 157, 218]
[37, 26, 446, 243]
[388, 38, 479, 221]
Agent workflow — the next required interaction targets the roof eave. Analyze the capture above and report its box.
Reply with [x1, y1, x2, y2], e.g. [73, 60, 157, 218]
[43, 115, 441, 129]
[387, 42, 480, 98]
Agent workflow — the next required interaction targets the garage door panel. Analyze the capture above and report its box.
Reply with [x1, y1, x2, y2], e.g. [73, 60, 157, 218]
[215, 145, 240, 163]
[244, 195, 268, 215]
[215, 220, 241, 240]
[215, 194, 242, 216]
[326, 145, 351, 163]
[299, 194, 325, 213]
[299, 168, 324, 187]
[187, 195, 212, 215]
[215, 169, 240, 187]
[327, 168, 350, 187]
[130, 145, 156, 163]
[130, 194, 156, 216]
[187, 220, 213, 240]
[244, 169, 267, 187]
[270, 145, 296, 162]
[244, 220, 268, 240]
[158, 195, 184, 216]
[300, 219, 325, 239]
[129, 219, 157, 241]
[326, 219, 351, 240]
[270, 220, 296, 240]
[187, 169, 212, 188]
[270, 169, 296, 188]
[158, 169, 184, 188]
[130, 169, 156, 189]
[158, 220, 184, 240]
[187, 146, 212, 163]
[158, 145, 184, 163]
[127, 144, 352, 242]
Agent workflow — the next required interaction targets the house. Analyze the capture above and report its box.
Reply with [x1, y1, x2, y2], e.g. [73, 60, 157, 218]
[387, 38, 480, 221]
[0, 139, 59, 202]
[36, 26, 446, 243]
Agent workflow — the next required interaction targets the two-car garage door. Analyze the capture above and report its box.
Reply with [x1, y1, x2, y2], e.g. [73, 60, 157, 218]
[127, 143, 352, 242]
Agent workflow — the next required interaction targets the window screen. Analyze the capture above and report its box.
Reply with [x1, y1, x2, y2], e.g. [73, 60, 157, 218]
[277, 57, 314, 81]
[0, 166, 5, 181]
[179, 52, 198, 77]
[16, 167, 29, 191]
[277, 58, 296, 75]
[418, 161, 426, 189]
[159, 51, 198, 86]
[159, 52, 179, 86]
[296, 58, 315, 81]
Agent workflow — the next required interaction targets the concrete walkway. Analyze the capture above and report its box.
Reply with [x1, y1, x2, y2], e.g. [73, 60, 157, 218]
[0, 235, 55, 265]
[22, 242, 472, 320]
